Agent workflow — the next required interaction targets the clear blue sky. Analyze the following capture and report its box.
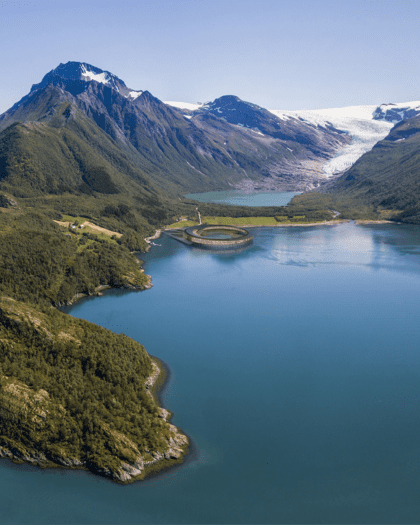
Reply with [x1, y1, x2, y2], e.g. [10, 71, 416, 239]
[1, 0, 420, 114]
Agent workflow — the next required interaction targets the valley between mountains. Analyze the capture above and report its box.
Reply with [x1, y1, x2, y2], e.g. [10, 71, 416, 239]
[1, 61, 420, 482]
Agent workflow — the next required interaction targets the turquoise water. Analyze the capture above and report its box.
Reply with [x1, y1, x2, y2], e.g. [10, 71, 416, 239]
[2, 222, 420, 523]
[184, 190, 301, 206]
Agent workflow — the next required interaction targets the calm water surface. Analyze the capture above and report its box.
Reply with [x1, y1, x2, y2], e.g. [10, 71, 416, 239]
[3, 223, 420, 524]
[184, 190, 300, 206]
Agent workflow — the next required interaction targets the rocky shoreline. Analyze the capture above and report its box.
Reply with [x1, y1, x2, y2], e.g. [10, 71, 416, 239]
[52, 275, 153, 307]
[144, 229, 162, 252]
[54, 249, 154, 308]
[0, 358, 189, 484]
[87, 357, 189, 483]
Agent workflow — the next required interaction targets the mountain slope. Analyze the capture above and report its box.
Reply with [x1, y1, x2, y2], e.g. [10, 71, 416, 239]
[0, 65, 249, 194]
[0, 113, 155, 198]
[166, 94, 352, 191]
[325, 114, 420, 222]
[196, 95, 348, 156]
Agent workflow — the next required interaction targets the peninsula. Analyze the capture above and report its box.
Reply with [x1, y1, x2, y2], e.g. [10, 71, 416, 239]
[0, 297, 188, 483]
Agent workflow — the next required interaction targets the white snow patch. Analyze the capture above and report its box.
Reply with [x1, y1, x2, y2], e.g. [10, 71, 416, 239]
[81, 64, 111, 86]
[269, 110, 293, 121]
[128, 90, 143, 100]
[164, 101, 204, 111]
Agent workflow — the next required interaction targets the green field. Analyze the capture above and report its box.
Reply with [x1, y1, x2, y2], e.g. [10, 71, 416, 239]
[164, 215, 331, 229]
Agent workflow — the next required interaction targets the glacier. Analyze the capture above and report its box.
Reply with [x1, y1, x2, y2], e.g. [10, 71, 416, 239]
[269, 105, 393, 177]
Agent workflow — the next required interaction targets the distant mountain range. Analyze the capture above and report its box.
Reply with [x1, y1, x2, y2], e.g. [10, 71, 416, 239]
[1, 61, 420, 221]
[0, 61, 372, 200]
[167, 98, 420, 181]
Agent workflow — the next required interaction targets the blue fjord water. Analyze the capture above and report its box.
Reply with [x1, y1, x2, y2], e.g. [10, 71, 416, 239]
[184, 190, 301, 207]
[2, 222, 420, 523]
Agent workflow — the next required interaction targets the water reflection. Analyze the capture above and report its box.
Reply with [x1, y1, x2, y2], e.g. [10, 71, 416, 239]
[251, 223, 420, 274]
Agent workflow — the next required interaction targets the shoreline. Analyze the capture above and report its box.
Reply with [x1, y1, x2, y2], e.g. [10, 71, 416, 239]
[54, 277, 152, 308]
[0, 354, 189, 484]
[56, 229, 159, 308]
[144, 229, 162, 251]
[165, 219, 395, 231]
[249, 219, 394, 227]
[104, 355, 189, 484]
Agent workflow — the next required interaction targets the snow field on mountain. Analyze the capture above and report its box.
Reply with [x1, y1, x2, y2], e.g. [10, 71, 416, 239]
[164, 101, 204, 111]
[80, 65, 111, 86]
[164, 97, 420, 178]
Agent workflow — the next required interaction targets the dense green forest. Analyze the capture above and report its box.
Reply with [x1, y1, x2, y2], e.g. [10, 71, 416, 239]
[0, 210, 149, 306]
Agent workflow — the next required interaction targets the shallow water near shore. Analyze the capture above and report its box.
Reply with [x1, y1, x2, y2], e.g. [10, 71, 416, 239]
[3, 222, 420, 523]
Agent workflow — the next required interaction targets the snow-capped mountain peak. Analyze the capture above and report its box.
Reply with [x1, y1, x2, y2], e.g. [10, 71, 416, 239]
[372, 100, 420, 122]
[164, 97, 420, 180]
[30, 61, 145, 102]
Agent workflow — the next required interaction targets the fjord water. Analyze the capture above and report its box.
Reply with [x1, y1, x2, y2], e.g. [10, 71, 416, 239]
[3, 222, 420, 523]
[184, 190, 301, 206]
